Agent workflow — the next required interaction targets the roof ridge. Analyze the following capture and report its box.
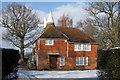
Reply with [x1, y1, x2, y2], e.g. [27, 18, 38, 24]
[55, 27, 69, 40]
[56, 27, 95, 43]
[57, 27, 95, 42]
[33, 25, 96, 43]
[39, 25, 68, 39]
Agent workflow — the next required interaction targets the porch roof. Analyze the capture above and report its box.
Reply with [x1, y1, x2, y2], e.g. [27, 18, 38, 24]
[48, 53, 60, 55]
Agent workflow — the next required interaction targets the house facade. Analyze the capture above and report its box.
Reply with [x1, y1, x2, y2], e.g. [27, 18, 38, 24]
[33, 12, 97, 70]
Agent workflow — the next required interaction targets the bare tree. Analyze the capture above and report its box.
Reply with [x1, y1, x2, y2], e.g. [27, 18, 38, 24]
[118, 1, 120, 47]
[75, 18, 106, 49]
[76, 18, 99, 39]
[1, 3, 40, 61]
[57, 14, 73, 27]
[85, 2, 118, 48]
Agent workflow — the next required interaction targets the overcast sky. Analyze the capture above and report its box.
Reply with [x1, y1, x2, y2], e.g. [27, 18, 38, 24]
[1, 2, 89, 53]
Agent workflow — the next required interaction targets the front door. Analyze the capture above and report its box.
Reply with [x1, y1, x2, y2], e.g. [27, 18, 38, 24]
[50, 55, 57, 69]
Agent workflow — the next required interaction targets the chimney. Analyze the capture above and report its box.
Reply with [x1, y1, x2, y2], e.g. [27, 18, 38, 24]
[61, 19, 66, 27]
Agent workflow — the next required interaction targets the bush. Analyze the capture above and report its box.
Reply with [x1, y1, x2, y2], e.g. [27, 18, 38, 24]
[27, 60, 36, 70]
[2, 48, 20, 79]
[98, 48, 120, 79]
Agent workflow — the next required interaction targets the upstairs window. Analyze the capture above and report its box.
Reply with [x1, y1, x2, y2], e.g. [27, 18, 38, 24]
[60, 57, 65, 66]
[74, 44, 83, 51]
[76, 57, 88, 66]
[45, 40, 54, 45]
[83, 44, 91, 51]
[74, 43, 91, 51]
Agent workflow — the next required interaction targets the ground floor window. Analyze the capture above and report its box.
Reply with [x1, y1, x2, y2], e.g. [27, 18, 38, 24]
[76, 57, 88, 66]
[60, 57, 65, 66]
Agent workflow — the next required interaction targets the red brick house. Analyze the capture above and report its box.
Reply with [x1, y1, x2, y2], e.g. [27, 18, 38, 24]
[33, 12, 97, 70]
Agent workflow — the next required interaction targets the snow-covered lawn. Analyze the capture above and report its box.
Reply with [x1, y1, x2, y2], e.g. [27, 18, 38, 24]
[17, 70, 98, 78]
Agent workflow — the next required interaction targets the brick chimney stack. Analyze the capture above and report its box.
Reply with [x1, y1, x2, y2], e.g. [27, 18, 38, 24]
[61, 19, 66, 27]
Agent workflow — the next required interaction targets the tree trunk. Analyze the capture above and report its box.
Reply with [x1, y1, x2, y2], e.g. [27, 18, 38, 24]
[20, 38, 24, 61]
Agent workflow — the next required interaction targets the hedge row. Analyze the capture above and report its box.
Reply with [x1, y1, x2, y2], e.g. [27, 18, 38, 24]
[98, 48, 120, 79]
[1, 48, 20, 79]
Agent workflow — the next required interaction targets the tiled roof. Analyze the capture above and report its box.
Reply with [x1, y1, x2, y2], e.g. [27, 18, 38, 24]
[38, 24, 95, 43]
[39, 24, 68, 39]
[56, 27, 95, 43]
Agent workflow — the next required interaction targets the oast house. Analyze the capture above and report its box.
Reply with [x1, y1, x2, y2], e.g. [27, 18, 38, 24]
[33, 12, 97, 70]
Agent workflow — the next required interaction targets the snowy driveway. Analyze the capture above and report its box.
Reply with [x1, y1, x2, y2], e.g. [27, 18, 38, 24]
[17, 70, 98, 79]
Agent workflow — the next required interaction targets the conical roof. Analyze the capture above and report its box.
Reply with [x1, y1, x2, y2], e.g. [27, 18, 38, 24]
[47, 12, 54, 23]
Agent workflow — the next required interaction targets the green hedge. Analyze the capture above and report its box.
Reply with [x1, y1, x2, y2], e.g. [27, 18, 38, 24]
[2, 48, 20, 79]
[98, 48, 120, 79]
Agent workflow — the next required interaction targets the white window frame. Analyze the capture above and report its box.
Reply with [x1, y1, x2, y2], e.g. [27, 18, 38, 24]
[60, 57, 65, 66]
[76, 57, 88, 66]
[74, 44, 83, 51]
[74, 43, 91, 51]
[38, 40, 40, 50]
[33, 43, 35, 48]
[83, 44, 91, 51]
[45, 40, 54, 45]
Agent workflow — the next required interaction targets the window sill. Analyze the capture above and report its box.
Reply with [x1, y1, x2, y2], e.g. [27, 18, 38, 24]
[60, 65, 65, 66]
[76, 64, 88, 66]
[74, 50, 91, 52]
[45, 44, 54, 46]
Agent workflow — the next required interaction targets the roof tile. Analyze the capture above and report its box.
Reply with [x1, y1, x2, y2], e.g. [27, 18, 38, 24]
[39, 25, 95, 43]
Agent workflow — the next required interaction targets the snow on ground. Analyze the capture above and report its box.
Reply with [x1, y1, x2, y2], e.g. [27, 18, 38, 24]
[17, 70, 98, 78]
[17, 72, 29, 78]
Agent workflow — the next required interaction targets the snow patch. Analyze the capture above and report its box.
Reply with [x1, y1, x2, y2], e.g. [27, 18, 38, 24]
[17, 70, 98, 78]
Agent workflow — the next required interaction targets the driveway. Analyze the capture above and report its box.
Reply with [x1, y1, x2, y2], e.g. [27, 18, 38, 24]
[17, 70, 99, 80]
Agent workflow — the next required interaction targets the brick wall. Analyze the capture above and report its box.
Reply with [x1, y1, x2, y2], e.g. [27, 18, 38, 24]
[68, 43, 97, 57]
[34, 40, 97, 70]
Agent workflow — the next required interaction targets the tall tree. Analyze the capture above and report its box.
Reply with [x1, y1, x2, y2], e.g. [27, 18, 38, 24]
[76, 18, 99, 39]
[118, 1, 120, 47]
[1, 3, 40, 61]
[57, 14, 73, 27]
[85, 2, 119, 48]
[75, 18, 109, 49]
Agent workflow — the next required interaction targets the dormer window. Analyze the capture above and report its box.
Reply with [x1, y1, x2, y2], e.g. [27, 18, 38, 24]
[45, 40, 54, 45]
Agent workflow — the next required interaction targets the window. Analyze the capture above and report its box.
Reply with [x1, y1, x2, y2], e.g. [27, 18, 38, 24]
[76, 57, 88, 66]
[83, 44, 91, 51]
[60, 57, 65, 66]
[74, 44, 91, 51]
[45, 40, 54, 45]
[74, 44, 83, 51]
